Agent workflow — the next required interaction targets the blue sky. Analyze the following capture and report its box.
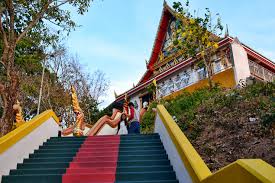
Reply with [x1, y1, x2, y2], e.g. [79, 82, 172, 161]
[66, 0, 275, 108]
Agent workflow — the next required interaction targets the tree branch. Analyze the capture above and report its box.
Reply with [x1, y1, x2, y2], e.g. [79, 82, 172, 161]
[0, 91, 7, 123]
[0, 61, 6, 69]
[51, 0, 71, 9]
[6, 0, 15, 43]
[16, 0, 53, 43]
[16, 0, 72, 44]
[44, 17, 69, 30]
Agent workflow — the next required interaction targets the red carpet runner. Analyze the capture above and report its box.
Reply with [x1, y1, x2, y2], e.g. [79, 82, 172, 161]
[62, 135, 120, 183]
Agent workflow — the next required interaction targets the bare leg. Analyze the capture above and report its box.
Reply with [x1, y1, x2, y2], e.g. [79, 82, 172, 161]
[88, 113, 122, 136]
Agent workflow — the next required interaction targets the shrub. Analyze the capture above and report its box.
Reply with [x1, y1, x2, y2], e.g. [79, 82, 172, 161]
[261, 112, 275, 129]
[140, 81, 275, 138]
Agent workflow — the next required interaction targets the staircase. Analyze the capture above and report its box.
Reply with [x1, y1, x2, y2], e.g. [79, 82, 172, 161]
[1, 134, 178, 183]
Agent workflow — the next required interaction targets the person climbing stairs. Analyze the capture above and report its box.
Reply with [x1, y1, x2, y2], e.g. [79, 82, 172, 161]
[1, 134, 178, 183]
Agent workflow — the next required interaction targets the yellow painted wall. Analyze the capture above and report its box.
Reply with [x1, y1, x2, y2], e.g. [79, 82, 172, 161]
[164, 68, 236, 100]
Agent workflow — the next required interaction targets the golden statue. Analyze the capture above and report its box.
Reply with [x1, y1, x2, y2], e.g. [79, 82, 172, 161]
[159, 52, 165, 62]
[13, 100, 25, 128]
[71, 85, 85, 137]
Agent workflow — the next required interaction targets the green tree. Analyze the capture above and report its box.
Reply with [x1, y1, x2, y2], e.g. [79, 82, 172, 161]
[0, 0, 92, 136]
[172, 1, 223, 88]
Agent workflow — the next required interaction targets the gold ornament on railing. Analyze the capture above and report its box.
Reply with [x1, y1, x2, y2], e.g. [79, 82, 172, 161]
[71, 85, 85, 137]
[123, 93, 129, 115]
[152, 79, 158, 100]
[13, 100, 25, 128]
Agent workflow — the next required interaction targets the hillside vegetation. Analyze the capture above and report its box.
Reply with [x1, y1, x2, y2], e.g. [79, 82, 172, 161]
[141, 82, 275, 171]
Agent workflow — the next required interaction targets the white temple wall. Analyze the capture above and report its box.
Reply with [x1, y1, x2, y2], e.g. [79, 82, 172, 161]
[231, 39, 251, 84]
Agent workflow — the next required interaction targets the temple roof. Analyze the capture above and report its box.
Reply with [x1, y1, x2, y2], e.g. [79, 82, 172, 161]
[114, 2, 275, 102]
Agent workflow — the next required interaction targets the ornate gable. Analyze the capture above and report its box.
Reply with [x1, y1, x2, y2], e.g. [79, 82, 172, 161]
[137, 2, 175, 84]
[152, 15, 186, 76]
[162, 17, 180, 57]
[138, 2, 186, 84]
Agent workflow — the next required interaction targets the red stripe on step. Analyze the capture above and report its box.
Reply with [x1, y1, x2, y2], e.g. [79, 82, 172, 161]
[76, 151, 119, 157]
[66, 167, 116, 174]
[62, 135, 120, 183]
[73, 156, 118, 162]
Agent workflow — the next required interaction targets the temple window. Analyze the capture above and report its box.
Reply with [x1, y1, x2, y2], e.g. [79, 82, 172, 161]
[181, 71, 191, 87]
[213, 60, 222, 73]
[174, 74, 182, 90]
[167, 78, 174, 93]
[197, 67, 207, 80]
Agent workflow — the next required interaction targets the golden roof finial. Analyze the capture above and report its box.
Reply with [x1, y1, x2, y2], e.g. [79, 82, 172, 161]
[225, 24, 229, 37]
[114, 90, 118, 98]
[13, 100, 25, 128]
[145, 59, 149, 66]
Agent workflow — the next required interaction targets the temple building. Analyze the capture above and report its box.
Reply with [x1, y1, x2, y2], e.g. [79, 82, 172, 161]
[114, 2, 275, 112]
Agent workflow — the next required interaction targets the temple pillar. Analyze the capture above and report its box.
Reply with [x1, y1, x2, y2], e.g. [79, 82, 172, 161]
[230, 37, 251, 85]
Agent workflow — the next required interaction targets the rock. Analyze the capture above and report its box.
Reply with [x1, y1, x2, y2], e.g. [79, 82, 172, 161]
[172, 115, 178, 122]
[249, 117, 257, 122]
